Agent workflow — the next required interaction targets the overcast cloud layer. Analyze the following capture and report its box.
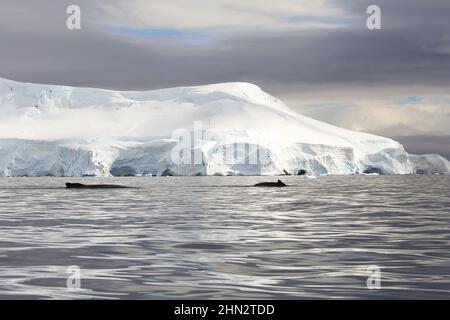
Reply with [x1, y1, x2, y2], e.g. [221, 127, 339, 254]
[0, 0, 449, 158]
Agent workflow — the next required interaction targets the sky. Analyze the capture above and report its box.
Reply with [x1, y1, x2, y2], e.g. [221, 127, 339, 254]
[0, 0, 449, 158]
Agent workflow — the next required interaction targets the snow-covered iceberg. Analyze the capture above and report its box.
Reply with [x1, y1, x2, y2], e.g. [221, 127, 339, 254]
[0, 77, 447, 176]
[409, 154, 450, 174]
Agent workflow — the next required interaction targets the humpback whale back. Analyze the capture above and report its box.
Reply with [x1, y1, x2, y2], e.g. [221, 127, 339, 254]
[254, 180, 287, 187]
[65, 182, 131, 189]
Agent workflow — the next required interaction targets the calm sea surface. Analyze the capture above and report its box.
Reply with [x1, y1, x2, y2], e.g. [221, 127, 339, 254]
[0, 175, 449, 299]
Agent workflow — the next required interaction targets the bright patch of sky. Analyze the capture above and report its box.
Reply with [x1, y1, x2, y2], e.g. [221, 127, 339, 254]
[286, 15, 353, 26]
[97, 0, 347, 31]
[396, 96, 424, 105]
[107, 27, 184, 38]
[106, 26, 215, 44]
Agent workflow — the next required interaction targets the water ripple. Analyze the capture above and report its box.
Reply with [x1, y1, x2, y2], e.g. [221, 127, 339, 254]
[0, 175, 449, 299]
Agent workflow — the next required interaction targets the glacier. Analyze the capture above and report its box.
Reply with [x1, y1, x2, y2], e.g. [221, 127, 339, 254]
[0, 77, 448, 177]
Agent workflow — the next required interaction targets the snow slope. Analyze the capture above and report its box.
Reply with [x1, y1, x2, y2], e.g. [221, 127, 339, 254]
[0, 77, 447, 176]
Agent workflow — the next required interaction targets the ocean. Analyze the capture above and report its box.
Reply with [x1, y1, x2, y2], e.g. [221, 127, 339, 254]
[0, 175, 449, 299]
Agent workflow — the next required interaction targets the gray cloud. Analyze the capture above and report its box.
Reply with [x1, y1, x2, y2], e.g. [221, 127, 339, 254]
[394, 135, 450, 160]
[2, 0, 450, 89]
